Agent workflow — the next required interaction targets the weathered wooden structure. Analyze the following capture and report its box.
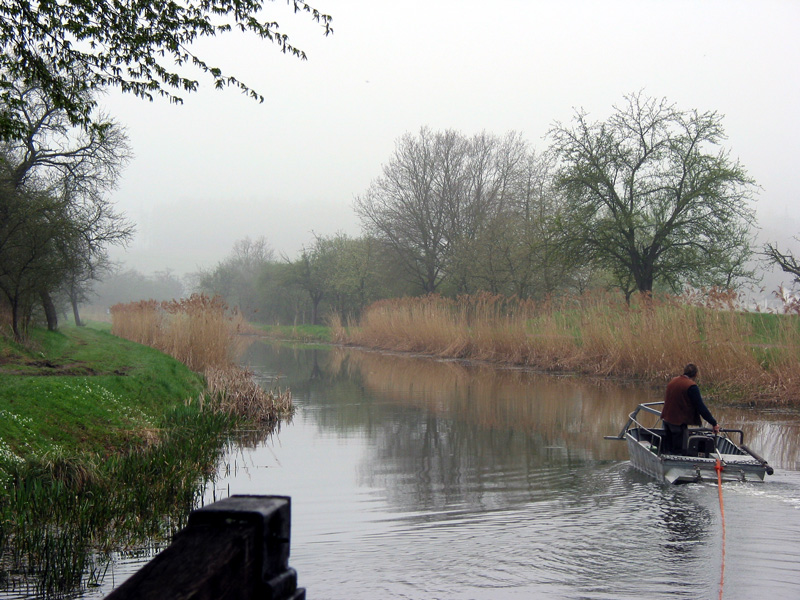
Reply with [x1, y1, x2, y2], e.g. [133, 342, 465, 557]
[106, 495, 305, 600]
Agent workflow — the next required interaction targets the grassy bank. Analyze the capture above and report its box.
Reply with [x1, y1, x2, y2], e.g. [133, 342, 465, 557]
[335, 291, 800, 404]
[0, 323, 207, 461]
[0, 323, 235, 594]
[1, 296, 294, 595]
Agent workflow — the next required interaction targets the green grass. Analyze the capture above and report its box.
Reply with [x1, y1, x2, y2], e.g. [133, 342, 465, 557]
[0, 323, 233, 596]
[253, 323, 332, 343]
[742, 311, 800, 343]
[0, 323, 205, 461]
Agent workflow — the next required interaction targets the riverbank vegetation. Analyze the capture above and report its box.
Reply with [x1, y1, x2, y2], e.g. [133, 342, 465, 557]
[0, 296, 293, 595]
[334, 290, 800, 404]
[71, 97, 798, 349]
[0, 324, 226, 594]
[109, 294, 293, 425]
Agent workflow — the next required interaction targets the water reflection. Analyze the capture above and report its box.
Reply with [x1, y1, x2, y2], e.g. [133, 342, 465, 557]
[229, 342, 800, 600]
[243, 343, 800, 471]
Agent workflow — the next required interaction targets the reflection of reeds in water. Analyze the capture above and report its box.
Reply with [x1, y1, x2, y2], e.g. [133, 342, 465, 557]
[329, 347, 649, 460]
[329, 347, 800, 469]
[341, 291, 800, 403]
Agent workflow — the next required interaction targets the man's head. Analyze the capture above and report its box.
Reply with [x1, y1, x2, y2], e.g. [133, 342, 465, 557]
[683, 363, 698, 379]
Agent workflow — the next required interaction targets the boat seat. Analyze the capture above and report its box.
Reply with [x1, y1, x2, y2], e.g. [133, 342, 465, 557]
[685, 435, 716, 458]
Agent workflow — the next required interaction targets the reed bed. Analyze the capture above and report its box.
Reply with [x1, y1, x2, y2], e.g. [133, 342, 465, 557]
[341, 290, 800, 403]
[111, 293, 293, 424]
[0, 405, 231, 597]
[110, 294, 247, 372]
[203, 367, 293, 425]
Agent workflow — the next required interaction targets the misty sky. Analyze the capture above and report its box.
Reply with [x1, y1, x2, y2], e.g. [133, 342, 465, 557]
[103, 0, 800, 290]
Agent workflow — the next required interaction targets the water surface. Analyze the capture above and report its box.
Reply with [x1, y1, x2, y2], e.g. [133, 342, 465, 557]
[204, 344, 800, 600]
[65, 343, 800, 599]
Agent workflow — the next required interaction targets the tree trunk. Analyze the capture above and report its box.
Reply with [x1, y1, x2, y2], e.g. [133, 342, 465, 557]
[40, 290, 58, 331]
[310, 292, 323, 325]
[71, 296, 83, 326]
[11, 298, 22, 341]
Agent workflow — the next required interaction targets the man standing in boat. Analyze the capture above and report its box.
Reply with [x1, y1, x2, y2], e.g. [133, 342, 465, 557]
[661, 363, 720, 455]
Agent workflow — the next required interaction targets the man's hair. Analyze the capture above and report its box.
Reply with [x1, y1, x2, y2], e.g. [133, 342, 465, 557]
[683, 363, 698, 378]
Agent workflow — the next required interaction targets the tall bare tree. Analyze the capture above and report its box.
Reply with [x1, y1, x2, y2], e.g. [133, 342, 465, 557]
[356, 128, 553, 296]
[355, 127, 454, 293]
[465, 146, 575, 298]
[445, 131, 529, 294]
[765, 239, 800, 283]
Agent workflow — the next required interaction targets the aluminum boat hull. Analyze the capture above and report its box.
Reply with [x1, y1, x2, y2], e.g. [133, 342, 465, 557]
[607, 402, 773, 485]
[625, 431, 767, 484]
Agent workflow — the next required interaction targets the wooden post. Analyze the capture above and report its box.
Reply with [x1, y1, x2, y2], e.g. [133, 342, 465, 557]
[106, 495, 305, 600]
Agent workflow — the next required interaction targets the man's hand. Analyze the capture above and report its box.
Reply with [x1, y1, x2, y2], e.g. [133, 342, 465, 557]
[712, 424, 720, 434]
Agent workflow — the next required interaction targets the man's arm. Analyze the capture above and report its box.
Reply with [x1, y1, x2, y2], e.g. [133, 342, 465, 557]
[687, 385, 718, 428]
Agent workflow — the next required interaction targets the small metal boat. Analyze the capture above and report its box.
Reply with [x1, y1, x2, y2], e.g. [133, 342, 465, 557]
[605, 401, 774, 484]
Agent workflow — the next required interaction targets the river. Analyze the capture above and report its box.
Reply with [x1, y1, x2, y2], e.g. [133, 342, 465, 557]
[51, 342, 800, 598]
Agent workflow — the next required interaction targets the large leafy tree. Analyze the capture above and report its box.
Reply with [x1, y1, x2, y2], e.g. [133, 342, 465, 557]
[285, 241, 332, 325]
[309, 233, 382, 319]
[0, 0, 332, 140]
[549, 92, 757, 295]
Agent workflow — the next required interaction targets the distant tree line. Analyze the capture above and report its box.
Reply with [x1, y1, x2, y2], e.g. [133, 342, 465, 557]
[192, 235, 403, 326]
[92, 269, 186, 308]
[8, 83, 797, 334]
[190, 93, 774, 326]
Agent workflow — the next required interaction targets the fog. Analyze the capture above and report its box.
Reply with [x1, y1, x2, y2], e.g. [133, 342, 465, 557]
[103, 0, 800, 292]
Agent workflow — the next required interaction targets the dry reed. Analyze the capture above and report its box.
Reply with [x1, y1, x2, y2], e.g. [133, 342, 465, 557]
[202, 367, 292, 424]
[343, 289, 800, 403]
[111, 294, 292, 422]
[110, 294, 248, 371]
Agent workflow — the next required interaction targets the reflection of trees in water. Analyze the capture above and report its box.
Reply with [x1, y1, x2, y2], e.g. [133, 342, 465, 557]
[327, 347, 648, 455]
[360, 408, 579, 511]
[241, 342, 364, 392]
[329, 347, 800, 471]
[716, 414, 800, 471]
[328, 347, 659, 510]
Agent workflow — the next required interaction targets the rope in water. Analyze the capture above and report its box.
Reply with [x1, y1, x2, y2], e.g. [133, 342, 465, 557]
[715, 457, 726, 600]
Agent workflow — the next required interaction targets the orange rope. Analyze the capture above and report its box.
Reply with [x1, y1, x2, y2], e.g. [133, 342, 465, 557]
[715, 457, 726, 600]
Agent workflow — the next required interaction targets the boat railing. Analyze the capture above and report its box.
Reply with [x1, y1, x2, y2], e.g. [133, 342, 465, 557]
[604, 401, 665, 442]
[605, 402, 753, 456]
